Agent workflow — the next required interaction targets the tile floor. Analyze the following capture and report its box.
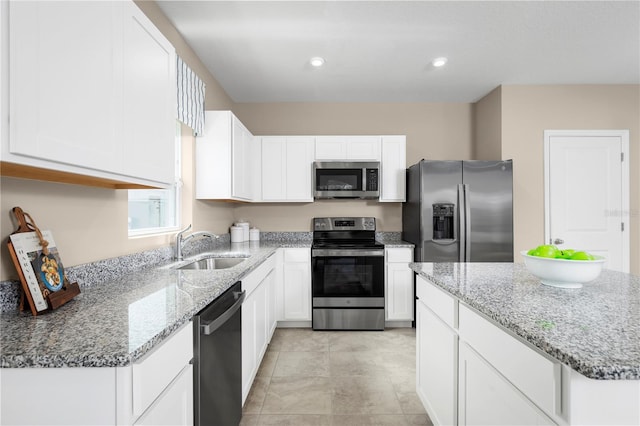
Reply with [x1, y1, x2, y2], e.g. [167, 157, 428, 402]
[240, 328, 434, 426]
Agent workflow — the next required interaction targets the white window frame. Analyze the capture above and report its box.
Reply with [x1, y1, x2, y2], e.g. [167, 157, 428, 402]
[127, 121, 182, 237]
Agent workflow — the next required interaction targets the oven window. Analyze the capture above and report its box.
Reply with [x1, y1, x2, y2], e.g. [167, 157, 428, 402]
[312, 256, 384, 297]
[316, 169, 363, 191]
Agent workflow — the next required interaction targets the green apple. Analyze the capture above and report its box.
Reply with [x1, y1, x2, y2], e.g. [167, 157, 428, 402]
[570, 251, 595, 261]
[557, 249, 576, 259]
[531, 244, 560, 258]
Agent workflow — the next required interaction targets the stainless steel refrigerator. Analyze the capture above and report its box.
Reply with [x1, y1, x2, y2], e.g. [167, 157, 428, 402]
[402, 160, 513, 262]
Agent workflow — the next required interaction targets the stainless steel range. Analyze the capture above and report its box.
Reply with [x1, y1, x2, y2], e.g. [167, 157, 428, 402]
[311, 217, 385, 330]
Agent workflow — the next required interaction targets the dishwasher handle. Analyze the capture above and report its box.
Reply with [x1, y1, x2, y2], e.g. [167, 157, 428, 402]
[200, 290, 246, 336]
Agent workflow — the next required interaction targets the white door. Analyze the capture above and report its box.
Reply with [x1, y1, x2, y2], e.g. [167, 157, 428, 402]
[544, 130, 629, 272]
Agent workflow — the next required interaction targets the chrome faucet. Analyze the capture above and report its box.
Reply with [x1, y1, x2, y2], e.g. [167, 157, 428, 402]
[175, 224, 219, 261]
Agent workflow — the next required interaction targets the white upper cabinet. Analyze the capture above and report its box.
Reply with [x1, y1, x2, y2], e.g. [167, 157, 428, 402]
[315, 136, 381, 160]
[4, 1, 176, 188]
[261, 136, 314, 202]
[196, 111, 255, 201]
[380, 135, 407, 202]
[122, 2, 176, 185]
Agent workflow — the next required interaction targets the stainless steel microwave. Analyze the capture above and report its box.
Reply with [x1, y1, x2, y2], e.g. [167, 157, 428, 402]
[313, 161, 380, 199]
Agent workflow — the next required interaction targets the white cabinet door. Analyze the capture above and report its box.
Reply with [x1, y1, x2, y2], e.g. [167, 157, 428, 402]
[196, 111, 255, 201]
[134, 365, 193, 426]
[347, 136, 381, 160]
[8, 1, 122, 174]
[380, 136, 406, 202]
[385, 248, 413, 321]
[458, 343, 554, 426]
[232, 116, 253, 200]
[416, 298, 458, 426]
[261, 136, 314, 202]
[315, 136, 346, 160]
[285, 137, 315, 201]
[241, 288, 257, 404]
[266, 269, 277, 339]
[386, 262, 413, 321]
[7, 1, 175, 187]
[262, 137, 287, 200]
[122, 2, 176, 185]
[315, 136, 381, 160]
[241, 261, 277, 404]
[282, 248, 311, 321]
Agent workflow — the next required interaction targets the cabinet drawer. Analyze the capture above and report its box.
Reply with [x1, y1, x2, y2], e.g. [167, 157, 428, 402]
[416, 275, 457, 328]
[386, 248, 413, 263]
[132, 323, 193, 416]
[284, 248, 310, 263]
[458, 304, 561, 416]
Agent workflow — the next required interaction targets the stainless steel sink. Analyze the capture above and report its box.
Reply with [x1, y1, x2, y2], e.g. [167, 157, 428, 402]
[176, 256, 247, 270]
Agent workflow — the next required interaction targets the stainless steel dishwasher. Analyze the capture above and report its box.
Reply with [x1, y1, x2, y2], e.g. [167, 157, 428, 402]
[193, 281, 245, 426]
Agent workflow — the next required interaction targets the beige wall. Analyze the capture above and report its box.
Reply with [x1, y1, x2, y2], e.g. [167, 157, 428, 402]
[501, 85, 640, 273]
[473, 86, 502, 160]
[231, 102, 474, 231]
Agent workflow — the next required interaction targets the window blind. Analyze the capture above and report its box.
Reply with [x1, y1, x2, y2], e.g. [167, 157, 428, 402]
[176, 55, 206, 136]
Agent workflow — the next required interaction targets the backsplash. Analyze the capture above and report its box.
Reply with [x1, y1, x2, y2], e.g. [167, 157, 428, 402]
[0, 233, 231, 313]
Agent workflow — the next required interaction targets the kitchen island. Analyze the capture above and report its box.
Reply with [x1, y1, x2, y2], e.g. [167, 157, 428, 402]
[411, 262, 640, 426]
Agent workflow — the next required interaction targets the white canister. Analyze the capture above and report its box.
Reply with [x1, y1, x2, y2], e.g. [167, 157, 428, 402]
[249, 228, 260, 241]
[235, 221, 250, 241]
[230, 226, 244, 243]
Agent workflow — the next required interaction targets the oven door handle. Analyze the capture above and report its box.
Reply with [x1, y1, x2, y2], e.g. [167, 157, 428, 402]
[312, 249, 385, 257]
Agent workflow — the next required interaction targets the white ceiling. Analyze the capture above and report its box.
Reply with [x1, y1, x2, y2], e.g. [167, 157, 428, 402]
[157, 1, 640, 103]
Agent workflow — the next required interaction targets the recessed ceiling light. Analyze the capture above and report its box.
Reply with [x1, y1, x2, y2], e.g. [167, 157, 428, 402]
[432, 57, 448, 67]
[310, 57, 325, 67]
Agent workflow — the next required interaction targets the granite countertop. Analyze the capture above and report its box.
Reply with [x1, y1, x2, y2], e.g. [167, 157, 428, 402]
[0, 240, 310, 369]
[0, 232, 409, 369]
[376, 233, 414, 248]
[410, 262, 640, 380]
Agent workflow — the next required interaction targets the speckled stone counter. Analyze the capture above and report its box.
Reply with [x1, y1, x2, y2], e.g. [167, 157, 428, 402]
[0, 239, 310, 369]
[376, 232, 414, 248]
[410, 262, 640, 380]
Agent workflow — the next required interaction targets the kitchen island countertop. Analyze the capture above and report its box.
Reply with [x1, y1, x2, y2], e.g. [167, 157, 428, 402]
[410, 262, 640, 380]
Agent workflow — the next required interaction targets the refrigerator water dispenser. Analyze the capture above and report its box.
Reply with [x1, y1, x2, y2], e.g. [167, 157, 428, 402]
[432, 203, 454, 240]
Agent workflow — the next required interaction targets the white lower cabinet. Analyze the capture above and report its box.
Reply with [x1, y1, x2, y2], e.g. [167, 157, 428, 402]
[458, 343, 553, 426]
[416, 275, 557, 426]
[416, 276, 458, 426]
[280, 248, 312, 322]
[0, 323, 193, 426]
[241, 255, 277, 404]
[134, 364, 193, 426]
[385, 248, 414, 322]
[416, 275, 639, 426]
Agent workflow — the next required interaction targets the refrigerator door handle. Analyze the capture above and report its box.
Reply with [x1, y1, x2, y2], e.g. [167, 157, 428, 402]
[458, 184, 466, 261]
[463, 183, 471, 261]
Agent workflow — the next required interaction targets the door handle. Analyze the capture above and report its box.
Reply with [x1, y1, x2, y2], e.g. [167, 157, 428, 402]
[552, 238, 564, 245]
[200, 290, 245, 336]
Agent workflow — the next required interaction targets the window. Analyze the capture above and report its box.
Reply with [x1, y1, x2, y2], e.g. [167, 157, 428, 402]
[128, 122, 182, 236]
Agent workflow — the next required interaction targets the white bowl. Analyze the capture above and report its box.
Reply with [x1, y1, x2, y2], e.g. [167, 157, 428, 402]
[520, 251, 606, 289]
